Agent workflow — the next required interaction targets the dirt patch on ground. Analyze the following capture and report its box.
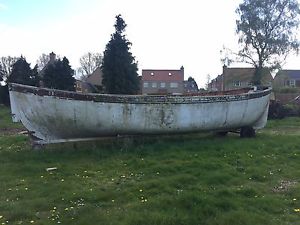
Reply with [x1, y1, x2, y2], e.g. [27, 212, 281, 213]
[272, 180, 298, 193]
[0, 127, 27, 136]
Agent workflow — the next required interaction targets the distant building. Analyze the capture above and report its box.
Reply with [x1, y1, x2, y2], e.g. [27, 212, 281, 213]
[184, 77, 199, 94]
[76, 67, 103, 93]
[85, 67, 103, 88]
[142, 66, 184, 94]
[273, 70, 300, 104]
[273, 70, 300, 89]
[208, 65, 273, 91]
[75, 80, 99, 93]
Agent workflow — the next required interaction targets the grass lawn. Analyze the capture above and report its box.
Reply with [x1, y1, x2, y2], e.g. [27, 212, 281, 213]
[1, 106, 300, 224]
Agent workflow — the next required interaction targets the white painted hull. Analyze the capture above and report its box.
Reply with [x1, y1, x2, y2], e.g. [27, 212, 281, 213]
[9, 83, 271, 143]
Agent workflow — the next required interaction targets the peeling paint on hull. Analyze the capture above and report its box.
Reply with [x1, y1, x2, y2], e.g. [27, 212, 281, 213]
[9, 83, 272, 144]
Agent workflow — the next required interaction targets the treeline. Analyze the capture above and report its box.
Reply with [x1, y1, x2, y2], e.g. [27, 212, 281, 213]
[0, 14, 140, 105]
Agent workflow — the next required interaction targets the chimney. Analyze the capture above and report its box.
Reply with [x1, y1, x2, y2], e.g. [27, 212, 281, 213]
[49, 52, 56, 63]
[180, 66, 184, 78]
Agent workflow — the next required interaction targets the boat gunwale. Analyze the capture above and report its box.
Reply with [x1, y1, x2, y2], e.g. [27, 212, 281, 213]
[9, 83, 272, 104]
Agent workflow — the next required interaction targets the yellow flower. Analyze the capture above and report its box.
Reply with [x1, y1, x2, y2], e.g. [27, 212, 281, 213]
[294, 208, 300, 212]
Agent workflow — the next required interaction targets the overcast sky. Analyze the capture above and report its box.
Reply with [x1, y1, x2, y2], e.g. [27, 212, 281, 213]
[1, 0, 300, 88]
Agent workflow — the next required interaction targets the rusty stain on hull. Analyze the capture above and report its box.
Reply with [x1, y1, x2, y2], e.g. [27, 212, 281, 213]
[9, 83, 272, 144]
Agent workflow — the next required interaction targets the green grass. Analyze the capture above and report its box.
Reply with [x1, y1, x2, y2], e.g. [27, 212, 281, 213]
[0, 106, 23, 130]
[1, 106, 300, 224]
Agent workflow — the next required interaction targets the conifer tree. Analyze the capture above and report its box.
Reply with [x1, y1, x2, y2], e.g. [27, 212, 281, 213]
[8, 57, 39, 86]
[101, 15, 140, 94]
[43, 57, 75, 91]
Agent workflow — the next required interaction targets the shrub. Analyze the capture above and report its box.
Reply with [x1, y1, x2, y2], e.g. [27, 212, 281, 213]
[0, 85, 10, 106]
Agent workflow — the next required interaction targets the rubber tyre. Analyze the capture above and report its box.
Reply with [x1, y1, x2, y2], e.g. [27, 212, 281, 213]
[240, 126, 255, 138]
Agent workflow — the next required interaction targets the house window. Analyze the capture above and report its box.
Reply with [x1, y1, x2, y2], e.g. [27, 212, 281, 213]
[289, 79, 296, 87]
[170, 82, 178, 88]
[152, 82, 157, 88]
[233, 81, 241, 87]
[160, 82, 166, 88]
[143, 82, 149, 88]
[150, 72, 154, 76]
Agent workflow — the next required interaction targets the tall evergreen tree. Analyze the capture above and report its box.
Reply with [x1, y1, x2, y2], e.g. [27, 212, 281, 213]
[43, 57, 75, 91]
[7, 57, 39, 86]
[101, 14, 140, 94]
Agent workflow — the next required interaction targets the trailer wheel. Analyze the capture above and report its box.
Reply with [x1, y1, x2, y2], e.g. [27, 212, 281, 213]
[240, 126, 255, 138]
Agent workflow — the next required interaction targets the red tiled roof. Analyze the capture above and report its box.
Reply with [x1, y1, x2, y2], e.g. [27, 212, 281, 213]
[142, 69, 184, 81]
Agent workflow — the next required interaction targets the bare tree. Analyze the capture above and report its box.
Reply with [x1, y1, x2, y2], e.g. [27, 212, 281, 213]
[36, 54, 50, 71]
[79, 52, 102, 78]
[206, 74, 211, 90]
[0, 56, 18, 81]
[220, 46, 234, 67]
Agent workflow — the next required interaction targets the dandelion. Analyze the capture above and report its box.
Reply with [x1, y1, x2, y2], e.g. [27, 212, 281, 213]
[30, 220, 34, 223]
[61, 179, 64, 182]
[139, 189, 143, 192]
[112, 199, 115, 202]
[40, 176, 44, 178]
[25, 187, 28, 191]
[294, 208, 300, 212]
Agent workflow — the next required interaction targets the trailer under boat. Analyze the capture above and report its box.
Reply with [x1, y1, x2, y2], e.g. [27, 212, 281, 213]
[9, 83, 272, 145]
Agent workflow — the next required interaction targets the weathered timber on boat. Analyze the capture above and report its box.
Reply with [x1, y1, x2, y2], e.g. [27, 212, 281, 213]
[9, 83, 272, 144]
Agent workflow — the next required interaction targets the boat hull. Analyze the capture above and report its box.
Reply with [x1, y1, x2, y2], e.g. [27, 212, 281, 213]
[9, 83, 271, 144]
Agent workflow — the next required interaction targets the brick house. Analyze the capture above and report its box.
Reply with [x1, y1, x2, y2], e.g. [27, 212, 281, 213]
[142, 66, 184, 94]
[85, 67, 103, 88]
[273, 70, 300, 89]
[273, 70, 300, 104]
[208, 65, 273, 91]
[76, 67, 103, 93]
